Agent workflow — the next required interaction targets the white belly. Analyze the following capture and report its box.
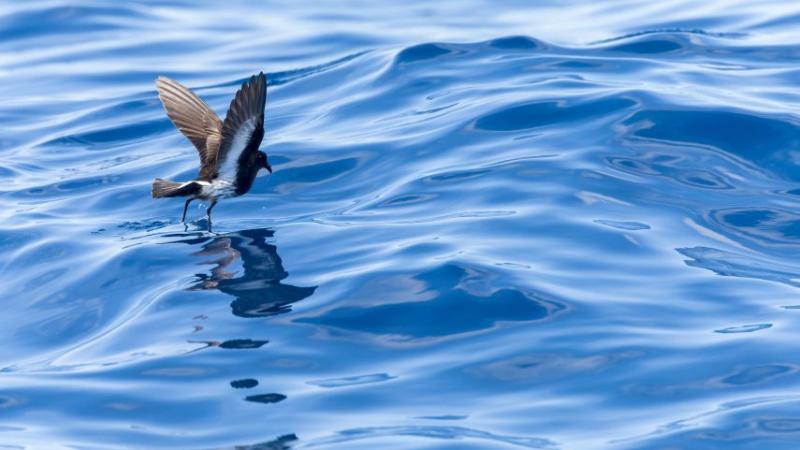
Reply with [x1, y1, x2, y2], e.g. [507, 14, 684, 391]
[199, 179, 236, 199]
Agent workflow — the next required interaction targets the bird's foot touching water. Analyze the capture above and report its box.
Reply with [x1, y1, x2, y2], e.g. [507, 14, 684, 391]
[181, 198, 193, 223]
[206, 200, 217, 232]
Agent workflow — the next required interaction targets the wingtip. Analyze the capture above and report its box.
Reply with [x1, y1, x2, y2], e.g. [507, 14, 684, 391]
[260, 71, 267, 86]
[155, 75, 175, 89]
[241, 72, 267, 92]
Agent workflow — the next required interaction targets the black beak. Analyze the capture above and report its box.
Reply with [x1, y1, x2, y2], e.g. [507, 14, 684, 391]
[266, 164, 273, 174]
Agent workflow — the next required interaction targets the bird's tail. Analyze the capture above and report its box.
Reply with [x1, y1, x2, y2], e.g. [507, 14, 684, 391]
[152, 178, 201, 198]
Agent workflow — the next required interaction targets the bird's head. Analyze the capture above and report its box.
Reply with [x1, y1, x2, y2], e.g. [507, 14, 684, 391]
[257, 151, 272, 174]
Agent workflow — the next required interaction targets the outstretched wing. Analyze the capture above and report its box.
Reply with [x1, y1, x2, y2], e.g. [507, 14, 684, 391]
[216, 72, 267, 181]
[156, 76, 223, 180]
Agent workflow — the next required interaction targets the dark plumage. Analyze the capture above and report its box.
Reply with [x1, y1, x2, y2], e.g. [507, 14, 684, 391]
[152, 72, 271, 229]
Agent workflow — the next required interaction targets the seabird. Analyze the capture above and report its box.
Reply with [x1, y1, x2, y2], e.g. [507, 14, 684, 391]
[152, 72, 271, 229]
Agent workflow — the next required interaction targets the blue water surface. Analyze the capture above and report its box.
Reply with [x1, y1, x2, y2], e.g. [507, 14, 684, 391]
[3, 1, 800, 449]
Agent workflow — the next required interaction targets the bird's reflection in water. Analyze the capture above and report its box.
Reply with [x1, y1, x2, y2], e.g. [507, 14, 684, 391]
[182, 228, 317, 318]
[175, 228, 315, 419]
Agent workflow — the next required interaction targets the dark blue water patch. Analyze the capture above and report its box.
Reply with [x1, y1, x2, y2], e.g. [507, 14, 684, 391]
[413, 102, 459, 116]
[757, 419, 800, 433]
[549, 60, 603, 69]
[265, 154, 291, 167]
[395, 43, 455, 63]
[488, 35, 542, 50]
[677, 246, 800, 287]
[621, 109, 800, 180]
[376, 193, 436, 207]
[0, 164, 18, 179]
[417, 415, 468, 420]
[678, 170, 733, 189]
[475, 97, 636, 132]
[392, 36, 546, 71]
[244, 393, 287, 404]
[606, 156, 662, 176]
[194, 339, 269, 349]
[269, 157, 359, 186]
[714, 324, 772, 334]
[724, 209, 775, 227]
[624, 110, 800, 157]
[231, 379, 259, 389]
[297, 264, 565, 341]
[218, 339, 269, 349]
[707, 208, 800, 249]
[606, 151, 736, 189]
[425, 168, 491, 183]
[720, 365, 796, 386]
[606, 37, 685, 54]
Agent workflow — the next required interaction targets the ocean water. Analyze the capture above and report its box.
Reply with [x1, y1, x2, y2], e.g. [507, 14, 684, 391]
[3, 1, 800, 448]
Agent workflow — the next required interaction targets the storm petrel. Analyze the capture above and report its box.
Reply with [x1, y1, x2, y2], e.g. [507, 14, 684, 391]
[151, 72, 271, 229]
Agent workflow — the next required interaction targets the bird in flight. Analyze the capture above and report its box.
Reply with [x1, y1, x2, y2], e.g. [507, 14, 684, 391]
[152, 72, 272, 230]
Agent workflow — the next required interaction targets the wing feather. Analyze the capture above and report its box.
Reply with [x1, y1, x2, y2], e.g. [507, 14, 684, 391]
[156, 76, 223, 180]
[216, 72, 267, 179]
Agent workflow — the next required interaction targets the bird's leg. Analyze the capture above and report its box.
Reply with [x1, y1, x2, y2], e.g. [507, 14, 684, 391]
[181, 198, 194, 223]
[206, 199, 218, 232]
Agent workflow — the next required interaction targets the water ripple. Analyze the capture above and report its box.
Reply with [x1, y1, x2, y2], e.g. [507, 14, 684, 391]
[305, 426, 557, 449]
[4, 1, 800, 449]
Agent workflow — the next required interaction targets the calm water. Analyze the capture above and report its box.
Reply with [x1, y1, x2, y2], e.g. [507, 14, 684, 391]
[3, 1, 800, 449]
